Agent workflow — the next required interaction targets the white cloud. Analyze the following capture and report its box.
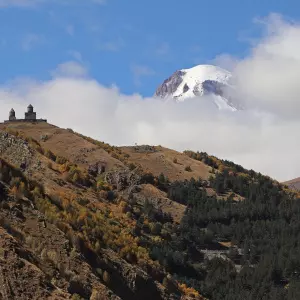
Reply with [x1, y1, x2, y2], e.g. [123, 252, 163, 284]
[223, 13, 300, 118]
[0, 77, 295, 182]
[51, 61, 88, 78]
[212, 54, 239, 72]
[1, 14, 300, 182]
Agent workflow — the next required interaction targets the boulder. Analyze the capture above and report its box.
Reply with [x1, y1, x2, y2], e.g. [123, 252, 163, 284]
[88, 162, 107, 177]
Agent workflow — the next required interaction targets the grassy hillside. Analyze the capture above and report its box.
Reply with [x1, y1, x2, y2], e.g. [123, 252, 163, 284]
[283, 177, 300, 191]
[0, 122, 300, 300]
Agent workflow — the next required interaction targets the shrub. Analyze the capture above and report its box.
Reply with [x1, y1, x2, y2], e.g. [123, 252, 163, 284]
[178, 283, 200, 298]
[119, 201, 129, 213]
[71, 294, 81, 300]
[47, 250, 59, 265]
[45, 149, 56, 161]
[111, 152, 120, 159]
[185, 165, 192, 172]
[150, 222, 162, 235]
[56, 156, 68, 165]
[96, 179, 110, 191]
[40, 134, 48, 142]
[128, 163, 136, 171]
[141, 172, 155, 184]
[107, 191, 115, 202]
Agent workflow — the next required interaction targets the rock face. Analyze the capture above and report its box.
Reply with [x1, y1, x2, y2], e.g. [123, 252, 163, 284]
[0, 227, 64, 300]
[201, 80, 225, 96]
[154, 70, 185, 99]
[133, 145, 157, 153]
[88, 161, 107, 176]
[0, 132, 33, 169]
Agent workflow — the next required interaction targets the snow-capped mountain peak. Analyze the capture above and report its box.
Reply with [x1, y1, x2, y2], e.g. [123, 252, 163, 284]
[155, 64, 239, 111]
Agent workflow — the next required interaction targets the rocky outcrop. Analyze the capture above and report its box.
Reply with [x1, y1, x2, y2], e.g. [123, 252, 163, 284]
[133, 145, 157, 153]
[154, 70, 185, 98]
[88, 161, 107, 177]
[0, 132, 33, 169]
[201, 80, 226, 96]
[201, 80, 243, 110]
[0, 227, 66, 300]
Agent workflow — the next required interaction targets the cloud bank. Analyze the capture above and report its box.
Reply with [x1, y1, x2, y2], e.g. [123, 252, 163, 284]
[1, 14, 300, 182]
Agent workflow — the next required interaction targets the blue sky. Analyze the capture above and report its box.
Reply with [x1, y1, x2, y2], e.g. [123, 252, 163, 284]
[0, 0, 299, 96]
[2, 1, 300, 180]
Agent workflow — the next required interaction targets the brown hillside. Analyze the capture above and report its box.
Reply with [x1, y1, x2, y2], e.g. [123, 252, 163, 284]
[0, 121, 293, 300]
[0, 207, 118, 300]
[283, 177, 300, 191]
[135, 184, 186, 223]
[0, 122, 209, 299]
[0, 122, 124, 172]
[0, 122, 211, 183]
[121, 146, 211, 181]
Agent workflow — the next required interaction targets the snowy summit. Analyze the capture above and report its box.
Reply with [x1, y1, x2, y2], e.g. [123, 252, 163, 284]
[155, 64, 239, 111]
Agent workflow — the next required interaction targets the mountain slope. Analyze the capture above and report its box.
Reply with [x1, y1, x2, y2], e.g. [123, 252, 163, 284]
[283, 177, 300, 191]
[120, 145, 211, 182]
[1, 121, 300, 300]
[154, 64, 239, 111]
[0, 121, 208, 300]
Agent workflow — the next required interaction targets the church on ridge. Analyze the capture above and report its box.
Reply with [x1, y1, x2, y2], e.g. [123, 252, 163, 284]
[5, 105, 47, 123]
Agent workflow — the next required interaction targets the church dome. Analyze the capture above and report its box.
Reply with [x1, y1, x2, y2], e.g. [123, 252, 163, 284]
[27, 104, 34, 113]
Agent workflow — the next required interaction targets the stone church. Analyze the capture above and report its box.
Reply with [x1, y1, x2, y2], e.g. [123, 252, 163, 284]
[5, 105, 47, 123]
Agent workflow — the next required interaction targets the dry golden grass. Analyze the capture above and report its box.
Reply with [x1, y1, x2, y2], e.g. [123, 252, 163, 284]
[283, 177, 300, 191]
[139, 184, 186, 223]
[121, 146, 211, 181]
[0, 122, 124, 172]
[0, 123, 211, 183]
